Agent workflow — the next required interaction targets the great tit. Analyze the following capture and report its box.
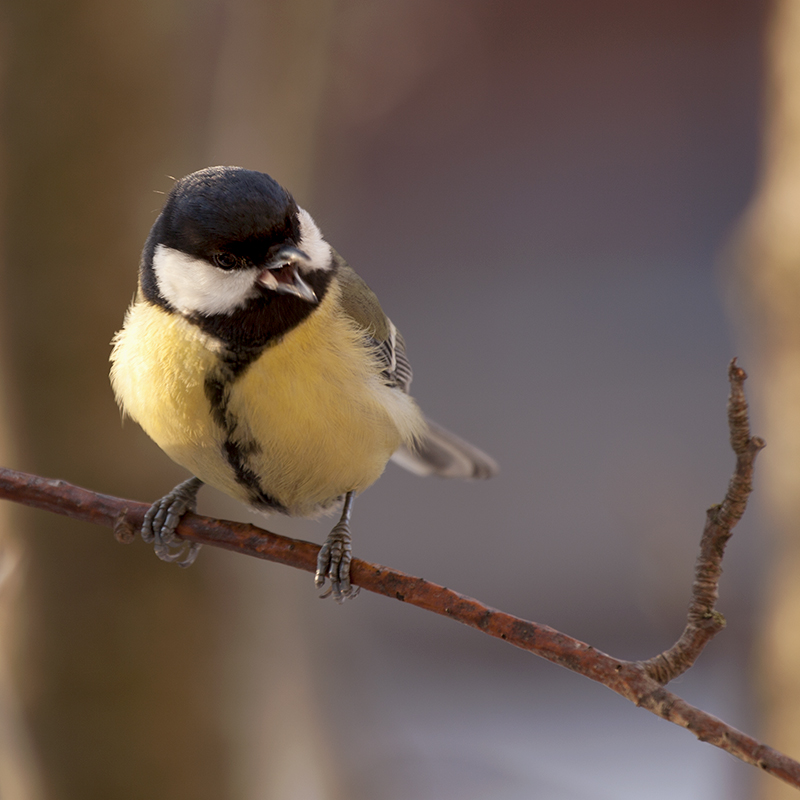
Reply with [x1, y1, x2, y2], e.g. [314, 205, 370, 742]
[110, 166, 497, 601]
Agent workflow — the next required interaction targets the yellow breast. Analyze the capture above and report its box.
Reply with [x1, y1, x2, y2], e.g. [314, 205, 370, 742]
[110, 284, 424, 515]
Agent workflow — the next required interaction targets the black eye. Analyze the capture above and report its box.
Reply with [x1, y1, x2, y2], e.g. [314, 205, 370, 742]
[213, 252, 238, 271]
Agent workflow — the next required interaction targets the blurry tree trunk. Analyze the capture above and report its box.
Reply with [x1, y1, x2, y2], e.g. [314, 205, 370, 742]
[0, 9, 44, 799]
[1, 0, 334, 798]
[734, 2, 800, 798]
[0, 96, 43, 798]
[3, 2, 229, 799]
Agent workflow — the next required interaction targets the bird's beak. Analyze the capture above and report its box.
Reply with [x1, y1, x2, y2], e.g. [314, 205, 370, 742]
[257, 247, 318, 304]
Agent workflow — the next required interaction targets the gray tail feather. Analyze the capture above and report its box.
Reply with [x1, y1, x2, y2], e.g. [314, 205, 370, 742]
[391, 417, 499, 480]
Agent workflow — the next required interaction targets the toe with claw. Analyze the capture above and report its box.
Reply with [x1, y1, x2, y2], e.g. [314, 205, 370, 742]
[142, 476, 204, 568]
[315, 491, 360, 602]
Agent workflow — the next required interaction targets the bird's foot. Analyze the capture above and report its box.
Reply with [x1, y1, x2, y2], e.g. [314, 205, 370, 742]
[315, 491, 360, 603]
[142, 477, 204, 568]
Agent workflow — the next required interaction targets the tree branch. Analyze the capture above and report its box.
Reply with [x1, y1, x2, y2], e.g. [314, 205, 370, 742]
[0, 361, 795, 789]
[639, 359, 766, 683]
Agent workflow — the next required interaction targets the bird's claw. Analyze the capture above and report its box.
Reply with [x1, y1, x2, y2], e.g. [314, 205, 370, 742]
[315, 492, 359, 602]
[315, 525, 360, 602]
[142, 477, 203, 568]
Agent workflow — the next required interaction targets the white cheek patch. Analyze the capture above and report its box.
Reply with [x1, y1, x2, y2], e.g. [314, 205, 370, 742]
[297, 207, 332, 271]
[152, 244, 259, 316]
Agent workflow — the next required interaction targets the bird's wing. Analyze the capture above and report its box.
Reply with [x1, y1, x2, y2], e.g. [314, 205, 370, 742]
[334, 253, 497, 480]
[373, 326, 414, 393]
[334, 254, 413, 393]
[391, 417, 499, 479]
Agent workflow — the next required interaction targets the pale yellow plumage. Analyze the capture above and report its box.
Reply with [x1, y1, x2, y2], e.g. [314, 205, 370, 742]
[110, 276, 426, 515]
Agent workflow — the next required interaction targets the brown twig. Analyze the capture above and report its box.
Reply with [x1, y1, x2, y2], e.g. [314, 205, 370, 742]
[0, 362, 795, 789]
[639, 359, 766, 684]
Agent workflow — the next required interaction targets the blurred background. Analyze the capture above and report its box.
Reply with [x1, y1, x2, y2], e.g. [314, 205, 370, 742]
[2, 0, 800, 797]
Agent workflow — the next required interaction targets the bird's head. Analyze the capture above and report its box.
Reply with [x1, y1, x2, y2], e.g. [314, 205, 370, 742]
[140, 166, 335, 350]
[142, 166, 332, 314]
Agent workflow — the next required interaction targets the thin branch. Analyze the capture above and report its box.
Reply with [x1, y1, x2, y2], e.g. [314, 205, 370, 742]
[639, 359, 766, 683]
[0, 362, 795, 789]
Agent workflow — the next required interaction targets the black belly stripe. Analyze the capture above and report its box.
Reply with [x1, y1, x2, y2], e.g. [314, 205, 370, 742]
[203, 357, 285, 512]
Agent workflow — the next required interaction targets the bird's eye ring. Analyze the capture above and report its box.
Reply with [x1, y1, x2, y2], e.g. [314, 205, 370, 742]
[213, 252, 238, 271]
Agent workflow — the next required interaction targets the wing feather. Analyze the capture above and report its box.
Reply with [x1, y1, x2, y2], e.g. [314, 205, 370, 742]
[333, 251, 497, 480]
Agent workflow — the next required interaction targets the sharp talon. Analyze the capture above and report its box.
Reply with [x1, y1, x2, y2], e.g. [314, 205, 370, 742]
[154, 540, 201, 568]
[143, 477, 204, 567]
[176, 542, 202, 568]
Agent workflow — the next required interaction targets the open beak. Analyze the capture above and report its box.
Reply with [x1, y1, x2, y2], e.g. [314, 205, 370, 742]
[257, 247, 318, 304]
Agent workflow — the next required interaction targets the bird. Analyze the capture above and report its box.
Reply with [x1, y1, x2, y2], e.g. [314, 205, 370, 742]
[110, 166, 497, 601]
